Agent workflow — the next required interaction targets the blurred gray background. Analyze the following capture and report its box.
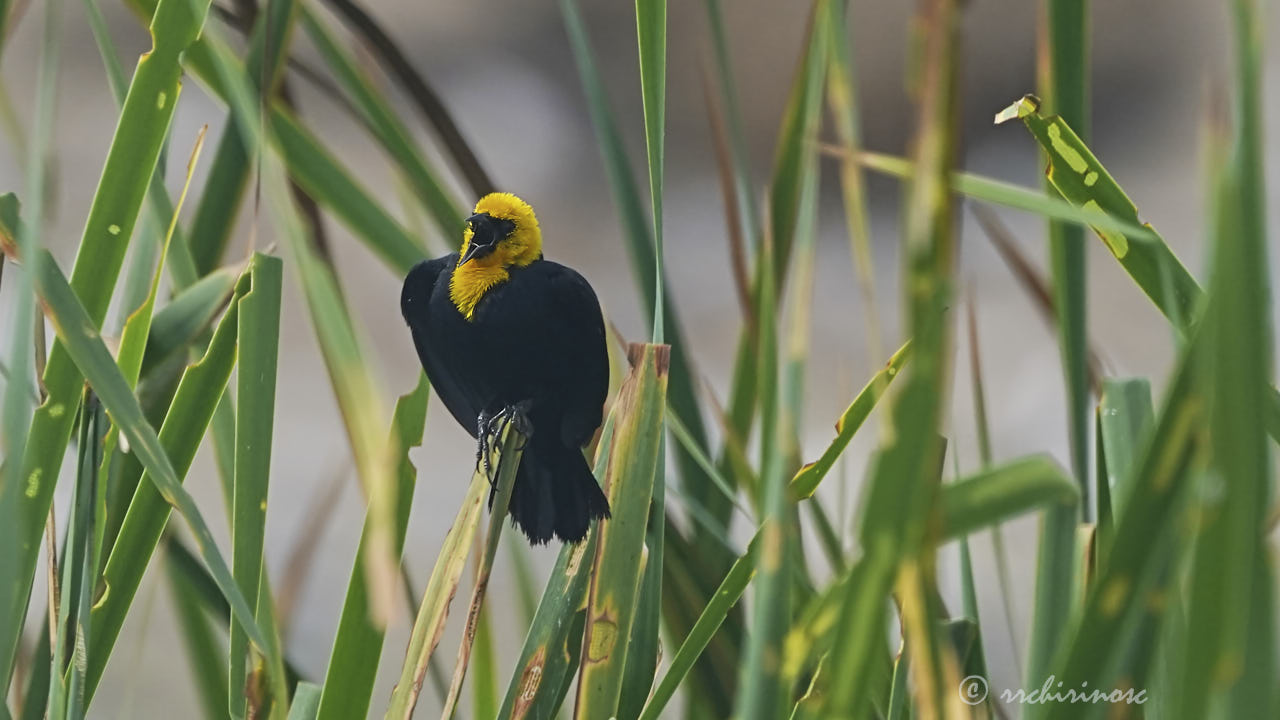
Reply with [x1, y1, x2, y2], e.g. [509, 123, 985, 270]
[2, 0, 1278, 717]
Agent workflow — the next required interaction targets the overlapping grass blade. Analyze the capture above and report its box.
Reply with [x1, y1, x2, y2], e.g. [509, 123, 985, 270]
[817, 0, 962, 712]
[186, 0, 296, 275]
[1038, 343, 1203, 720]
[497, 419, 614, 720]
[558, 0, 721, 530]
[298, 5, 464, 244]
[317, 374, 428, 720]
[700, 0, 760, 248]
[646, 336, 912, 719]
[471, 597, 498, 720]
[734, 191, 786, 718]
[559, 3, 738, 709]
[1041, 0, 1092, 504]
[738, 18, 827, 704]
[93, 127, 206, 580]
[438, 423, 525, 719]
[788, 340, 911, 499]
[575, 344, 669, 719]
[317, 0, 496, 198]
[166, 550, 232, 720]
[122, 0, 424, 275]
[269, 109, 424, 272]
[30, 250, 269, 698]
[851, 149, 1156, 240]
[824, 0, 883, 359]
[937, 456, 1078, 540]
[286, 683, 321, 720]
[1096, 379, 1153, 549]
[0, 0, 214, 685]
[140, 268, 239, 376]
[0, 0, 60, 696]
[48, 394, 106, 720]
[621, 2, 669, 713]
[638, 534, 756, 720]
[767, 0, 827, 284]
[965, 294, 1023, 679]
[1179, 5, 1272, 711]
[229, 255, 283, 719]
[384, 468, 491, 719]
[995, 95, 1201, 331]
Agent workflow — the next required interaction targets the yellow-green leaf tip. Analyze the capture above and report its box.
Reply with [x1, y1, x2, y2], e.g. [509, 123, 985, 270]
[994, 94, 1041, 124]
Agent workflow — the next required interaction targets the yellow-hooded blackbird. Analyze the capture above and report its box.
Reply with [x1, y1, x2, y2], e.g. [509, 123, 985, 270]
[400, 192, 610, 544]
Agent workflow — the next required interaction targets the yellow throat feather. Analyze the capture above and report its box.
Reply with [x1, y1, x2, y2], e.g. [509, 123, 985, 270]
[449, 193, 543, 320]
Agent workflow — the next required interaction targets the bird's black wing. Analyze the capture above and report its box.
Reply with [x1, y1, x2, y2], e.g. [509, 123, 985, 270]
[537, 261, 609, 448]
[402, 255, 483, 436]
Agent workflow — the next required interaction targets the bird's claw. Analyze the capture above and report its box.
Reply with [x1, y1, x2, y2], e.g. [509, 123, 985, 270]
[475, 403, 534, 486]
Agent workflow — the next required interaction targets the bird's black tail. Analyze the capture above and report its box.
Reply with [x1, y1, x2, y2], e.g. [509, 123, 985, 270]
[501, 439, 610, 545]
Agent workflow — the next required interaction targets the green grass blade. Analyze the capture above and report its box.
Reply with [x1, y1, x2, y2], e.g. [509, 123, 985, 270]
[166, 550, 231, 720]
[617, 438, 665, 720]
[0, 0, 213, 684]
[30, 250, 269, 696]
[824, 0, 883, 360]
[438, 423, 526, 719]
[229, 255, 283, 720]
[269, 108, 424, 272]
[789, 340, 911, 499]
[96, 130, 211, 571]
[818, 0, 961, 711]
[560, 3, 743, 708]
[736, 21, 825, 705]
[384, 469, 491, 719]
[471, 596, 498, 720]
[497, 419, 615, 720]
[1097, 379, 1154, 534]
[84, 264, 250, 700]
[559, 0, 724, 534]
[854, 149, 1156, 241]
[575, 345, 669, 719]
[996, 95, 1202, 332]
[638, 533, 756, 720]
[767, 0, 827, 284]
[1179, 4, 1272, 710]
[123, 0, 424, 276]
[506, 545, 540, 630]
[186, 0, 296, 275]
[700, 0, 759, 247]
[317, 0, 496, 198]
[1039, 342, 1203, 720]
[317, 374, 428, 720]
[614, 5, 666, 713]
[635, 0, 666, 343]
[937, 456, 1079, 540]
[1025, 501, 1078, 690]
[49, 394, 104, 720]
[286, 683, 321, 720]
[140, 268, 239, 377]
[1042, 0, 1092, 516]
[116, 128, 205, 388]
[0, 0, 60, 695]
[298, 5, 464, 244]
[81, 0, 202, 295]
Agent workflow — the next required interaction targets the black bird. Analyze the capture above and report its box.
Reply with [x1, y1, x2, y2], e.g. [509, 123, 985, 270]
[400, 192, 611, 544]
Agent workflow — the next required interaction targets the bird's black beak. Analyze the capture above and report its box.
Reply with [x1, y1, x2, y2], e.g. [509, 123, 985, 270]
[460, 212, 514, 266]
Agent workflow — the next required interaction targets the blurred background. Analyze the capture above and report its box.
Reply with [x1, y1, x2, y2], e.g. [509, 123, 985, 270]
[2, 0, 1278, 716]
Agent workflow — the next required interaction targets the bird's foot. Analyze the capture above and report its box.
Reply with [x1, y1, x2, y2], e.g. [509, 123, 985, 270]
[475, 403, 534, 486]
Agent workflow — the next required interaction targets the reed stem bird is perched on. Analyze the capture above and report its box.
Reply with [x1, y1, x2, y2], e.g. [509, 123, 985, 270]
[400, 193, 611, 544]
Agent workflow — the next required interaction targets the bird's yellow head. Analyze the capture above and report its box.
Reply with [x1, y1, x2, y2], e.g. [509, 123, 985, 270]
[450, 193, 543, 320]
